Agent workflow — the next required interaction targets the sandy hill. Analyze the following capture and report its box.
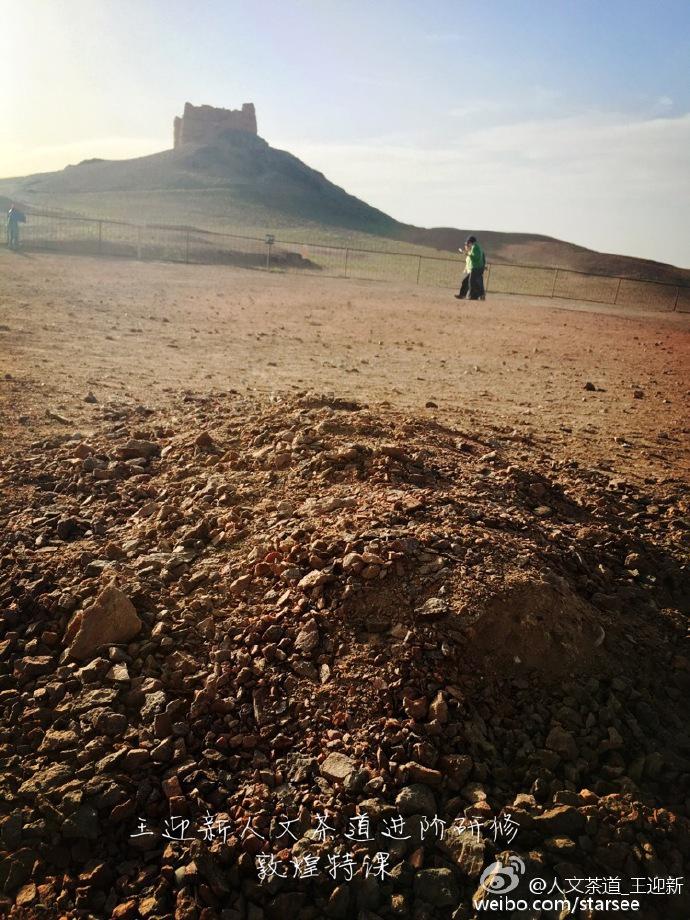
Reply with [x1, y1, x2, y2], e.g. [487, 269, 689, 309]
[1, 128, 688, 285]
[0, 131, 398, 236]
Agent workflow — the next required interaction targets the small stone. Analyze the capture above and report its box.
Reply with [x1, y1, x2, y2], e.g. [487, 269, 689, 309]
[416, 597, 448, 621]
[403, 696, 428, 720]
[294, 619, 319, 654]
[290, 659, 318, 680]
[38, 729, 79, 752]
[379, 444, 409, 461]
[14, 656, 53, 679]
[141, 690, 167, 720]
[111, 900, 138, 919]
[414, 868, 459, 906]
[545, 835, 578, 856]
[428, 691, 448, 723]
[116, 439, 160, 460]
[360, 564, 380, 579]
[644, 752, 664, 778]
[321, 753, 356, 785]
[56, 515, 84, 540]
[395, 784, 436, 816]
[106, 662, 130, 682]
[2, 848, 35, 892]
[65, 583, 142, 661]
[342, 552, 364, 572]
[545, 724, 578, 762]
[96, 711, 128, 735]
[298, 570, 330, 589]
[326, 884, 350, 919]
[1, 814, 23, 849]
[439, 754, 473, 785]
[138, 896, 158, 918]
[402, 761, 442, 786]
[77, 657, 111, 683]
[438, 825, 486, 877]
[15, 883, 37, 907]
[195, 431, 216, 449]
[62, 804, 99, 840]
[533, 805, 586, 837]
[229, 574, 252, 595]
[124, 748, 151, 771]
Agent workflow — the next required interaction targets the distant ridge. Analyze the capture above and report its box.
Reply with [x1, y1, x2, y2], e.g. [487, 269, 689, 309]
[0, 131, 399, 236]
[1, 111, 687, 285]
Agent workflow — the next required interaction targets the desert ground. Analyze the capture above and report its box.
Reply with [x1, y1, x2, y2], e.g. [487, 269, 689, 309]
[1, 251, 689, 920]
[1, 251, 688, 482]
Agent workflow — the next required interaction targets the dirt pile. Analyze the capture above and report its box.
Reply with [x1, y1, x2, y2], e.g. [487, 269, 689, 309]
[0, 391, 688, 919]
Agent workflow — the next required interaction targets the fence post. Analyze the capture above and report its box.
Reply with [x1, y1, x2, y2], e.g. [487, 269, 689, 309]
[265, 234, 274, 270]
[673, 286, 680, 312]
[416, 256, 422, 285]
[613, 277, 622, 305]
[550, 268, 559, 298]
[185, 230, 190, 264]
[344, 248, 349, 278]
[484, 264, 491, 294]
[97, 221, 103, 255]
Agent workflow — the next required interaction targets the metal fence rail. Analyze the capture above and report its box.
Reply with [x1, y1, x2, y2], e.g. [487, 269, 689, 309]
[10, 210, 690, 312]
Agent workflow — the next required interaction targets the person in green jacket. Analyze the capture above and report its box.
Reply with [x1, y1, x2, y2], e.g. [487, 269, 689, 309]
[454, 235, 486, 300]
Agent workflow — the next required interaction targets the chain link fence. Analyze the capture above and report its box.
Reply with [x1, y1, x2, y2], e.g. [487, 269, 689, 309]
[9, 210, 690, 312]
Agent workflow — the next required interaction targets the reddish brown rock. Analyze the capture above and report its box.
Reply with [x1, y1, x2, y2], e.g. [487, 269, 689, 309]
[65, 583, 142, 661]
[320, 752, 356, 785]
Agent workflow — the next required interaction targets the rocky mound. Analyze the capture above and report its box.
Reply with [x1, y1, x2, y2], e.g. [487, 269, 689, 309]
[0, 392, 688, 919]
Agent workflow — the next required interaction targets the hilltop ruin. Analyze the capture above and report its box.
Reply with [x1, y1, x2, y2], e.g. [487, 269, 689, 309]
[173, 101, 258, 148]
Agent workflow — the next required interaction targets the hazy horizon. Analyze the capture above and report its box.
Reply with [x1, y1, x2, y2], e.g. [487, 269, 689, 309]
[2, 0, 689, 267]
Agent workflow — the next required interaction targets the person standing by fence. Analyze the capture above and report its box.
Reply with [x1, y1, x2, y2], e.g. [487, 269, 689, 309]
[7, 205, 26, 251]
[455, 235, 486, 300]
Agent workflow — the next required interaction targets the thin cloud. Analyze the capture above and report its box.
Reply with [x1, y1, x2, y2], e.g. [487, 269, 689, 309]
[449, 88, 564, 123]
[424, 32, 462, 42]
[0, 136, 166, 176]
[281, 111, 690, 266]
[449, 101, 505, 119]
[347, 74, 401, 88]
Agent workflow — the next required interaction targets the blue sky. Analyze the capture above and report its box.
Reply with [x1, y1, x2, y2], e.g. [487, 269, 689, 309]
[2, 0, 689, 265]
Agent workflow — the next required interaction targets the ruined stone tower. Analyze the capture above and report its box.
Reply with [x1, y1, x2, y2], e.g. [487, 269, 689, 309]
[173, 102, 258, 148]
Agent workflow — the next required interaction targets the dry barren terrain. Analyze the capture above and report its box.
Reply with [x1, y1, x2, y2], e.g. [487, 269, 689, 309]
[0, 251, 689, 920]
[1, 251, 688, 483]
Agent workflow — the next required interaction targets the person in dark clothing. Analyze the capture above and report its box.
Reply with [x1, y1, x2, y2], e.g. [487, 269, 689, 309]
[7, 205, 26, 250]
[454, 235, 486, 300]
